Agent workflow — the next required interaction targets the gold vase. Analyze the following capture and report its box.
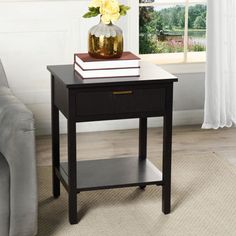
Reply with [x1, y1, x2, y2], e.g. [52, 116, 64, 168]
[88, 20, 123, 59]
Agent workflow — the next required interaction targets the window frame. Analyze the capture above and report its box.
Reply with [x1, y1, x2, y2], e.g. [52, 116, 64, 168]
[126, 0, 207, 73]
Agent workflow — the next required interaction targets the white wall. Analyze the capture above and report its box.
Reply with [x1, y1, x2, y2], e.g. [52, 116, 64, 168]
[0, 0, 205, 135]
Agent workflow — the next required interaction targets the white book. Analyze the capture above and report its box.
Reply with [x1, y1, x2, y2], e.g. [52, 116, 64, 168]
[74, 52, 140, 70]
[74, 63, 140, 79]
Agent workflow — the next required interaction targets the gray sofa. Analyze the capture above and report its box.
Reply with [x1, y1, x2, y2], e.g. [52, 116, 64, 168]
[0, 60, 37, 236]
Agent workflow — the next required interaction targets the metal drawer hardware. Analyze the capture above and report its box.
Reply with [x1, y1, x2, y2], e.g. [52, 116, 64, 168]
[112, 90, 133, 95]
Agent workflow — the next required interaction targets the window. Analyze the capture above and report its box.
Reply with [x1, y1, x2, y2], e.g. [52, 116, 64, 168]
[139, 0, 207, 64]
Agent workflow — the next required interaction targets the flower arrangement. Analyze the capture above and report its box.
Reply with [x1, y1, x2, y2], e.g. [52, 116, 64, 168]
[83, 0, 130, 24]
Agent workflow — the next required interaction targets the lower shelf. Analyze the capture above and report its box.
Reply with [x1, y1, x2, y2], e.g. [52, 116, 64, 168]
[58, 157, 163, 192]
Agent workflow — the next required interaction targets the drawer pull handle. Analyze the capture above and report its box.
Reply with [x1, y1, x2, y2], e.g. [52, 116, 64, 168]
[112, 91, 133, 95]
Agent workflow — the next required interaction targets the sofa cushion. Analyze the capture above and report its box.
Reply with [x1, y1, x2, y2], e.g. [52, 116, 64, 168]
[0, 60, 8, 87]
[0, 87, 11, 96]
[0, 89, 34, 133]
[0, 153, 10, 236]
[0, 87, 37, 236]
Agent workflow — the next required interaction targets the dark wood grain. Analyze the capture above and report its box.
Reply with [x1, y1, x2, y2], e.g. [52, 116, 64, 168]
[59, 157, 163, 191]
[75, 87, 165, 120]
[162, 84, 173, 214]
[54, 75, 68, 118]
[49, 62, 177, 224]
[51, 75, 60, 198]
[139, 118, 147, 161]
[47, 61, 177, 89]
[67, 90, 78, 224]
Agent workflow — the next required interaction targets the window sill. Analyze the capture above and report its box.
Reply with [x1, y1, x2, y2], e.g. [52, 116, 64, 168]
[140, 52, 206, 74]
[161, 62, 206, 74]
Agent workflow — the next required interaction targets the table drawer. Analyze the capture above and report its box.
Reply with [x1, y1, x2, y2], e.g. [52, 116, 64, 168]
[76, 87, 165, 117]
[112, 88, 165, 114]
[76, 91, 114, 116]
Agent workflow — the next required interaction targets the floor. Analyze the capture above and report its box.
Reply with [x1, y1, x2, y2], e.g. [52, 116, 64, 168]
[36, 125, 236, 167]
[36, 125, 236, 235]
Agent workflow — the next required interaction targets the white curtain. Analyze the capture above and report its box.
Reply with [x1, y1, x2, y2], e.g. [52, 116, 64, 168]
[202, 0, 236, 129]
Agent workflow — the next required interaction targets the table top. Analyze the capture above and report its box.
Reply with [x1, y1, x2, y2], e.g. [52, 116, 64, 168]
[47, 61, 178, 88]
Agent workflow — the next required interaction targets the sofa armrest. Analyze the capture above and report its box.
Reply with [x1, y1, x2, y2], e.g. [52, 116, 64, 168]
[0, 153, 10, 236]
[0, 88, 37, 236]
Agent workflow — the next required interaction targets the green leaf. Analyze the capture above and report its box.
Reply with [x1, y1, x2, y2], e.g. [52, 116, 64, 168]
[83, 7, 100, 18]
[120, 5, 130, 12]
[119, 5, 130, 16]
[120, 10, 127, 16]
[83, 11, 99, 18]
[88, 7, 100, 14]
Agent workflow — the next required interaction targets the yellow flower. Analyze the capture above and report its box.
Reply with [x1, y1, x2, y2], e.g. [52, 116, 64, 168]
[89, 0, 103, 8]
[100, 0, 120, 24]
[101, 14, 111, 24]
[84, 0, 129, 23]
[110, 12, 120, 22]
[102, 0, 119, 14]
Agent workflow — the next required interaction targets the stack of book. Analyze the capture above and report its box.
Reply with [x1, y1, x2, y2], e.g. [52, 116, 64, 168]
[74, 51, 140, 80]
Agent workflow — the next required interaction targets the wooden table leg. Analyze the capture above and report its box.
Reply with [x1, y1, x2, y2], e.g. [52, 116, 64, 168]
[139, 117, 147, 160]
[68, 99, 78, 224]
[139, 117, 147, 189]
[162, 85, 173, 214]
[51, 75, 60, 198]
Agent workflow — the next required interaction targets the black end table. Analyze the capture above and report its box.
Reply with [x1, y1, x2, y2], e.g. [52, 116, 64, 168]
[47, 61, 178, 224]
